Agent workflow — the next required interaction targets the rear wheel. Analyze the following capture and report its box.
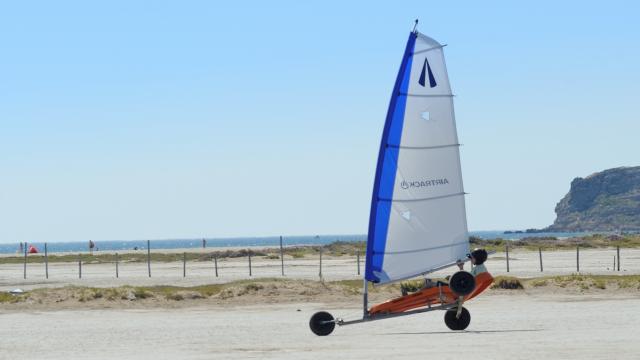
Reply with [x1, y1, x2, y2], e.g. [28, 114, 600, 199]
[449, 271, 476, 296]
[444, 306, 471, 330]
[309, 311, 336, 336]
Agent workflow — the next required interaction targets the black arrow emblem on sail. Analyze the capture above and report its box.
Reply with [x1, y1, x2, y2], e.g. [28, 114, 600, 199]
[418, 58, 437, 88]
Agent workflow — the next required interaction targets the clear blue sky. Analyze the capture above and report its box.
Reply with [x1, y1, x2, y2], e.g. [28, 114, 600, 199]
[1, 1, 639, 243]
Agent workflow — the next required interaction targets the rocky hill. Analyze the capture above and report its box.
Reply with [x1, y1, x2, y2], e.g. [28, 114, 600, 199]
[547, 167, 640, 232]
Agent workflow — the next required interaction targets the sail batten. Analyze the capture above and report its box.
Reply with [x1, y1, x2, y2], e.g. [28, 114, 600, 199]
[387, 143, 459, 150]
[373, 240, 470, 255]
[365, 31, 469, 285]
[412, 44, 447, 55]
[378, 192, 465, 203]
[399, 93, 454, 97]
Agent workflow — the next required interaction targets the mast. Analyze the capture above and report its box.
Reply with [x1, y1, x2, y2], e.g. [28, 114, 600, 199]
[362, 278, 368, 318]
[362, 20, 419, 318]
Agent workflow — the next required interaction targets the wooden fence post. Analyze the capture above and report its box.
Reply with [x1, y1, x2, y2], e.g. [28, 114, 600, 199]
[248, 250, 252, 276]
[617, 246, 620, 271]
[23, 242, 27, 279]
[44, 243, 49, 279]
[505, 244, 510, 272]
[183, 252, 186, 278]
[279, 236, 285, 276]
[214, 254, 218, 277]
[357, 251, 361, 275]
[78, 255, 82, 279]
[576, 245, 580, 272]
[538, 247, 543, 272]
[319, 247, 323, 278]
[115, 253, 119, 278]
[147, 240, 151, 277]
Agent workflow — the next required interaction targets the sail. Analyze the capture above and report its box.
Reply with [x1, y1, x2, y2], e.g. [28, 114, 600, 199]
[365, 31, 469, 285]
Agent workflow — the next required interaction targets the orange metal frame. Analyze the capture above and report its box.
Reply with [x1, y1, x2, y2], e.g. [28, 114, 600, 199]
[369, 272, 494, 315]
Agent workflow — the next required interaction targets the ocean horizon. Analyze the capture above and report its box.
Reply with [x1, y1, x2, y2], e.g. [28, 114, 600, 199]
[0, 230, 597, 255]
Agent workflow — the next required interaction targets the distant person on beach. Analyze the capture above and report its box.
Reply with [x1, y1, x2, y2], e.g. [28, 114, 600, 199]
[89, 240, 95, 255]
[19, 242, 23, 254]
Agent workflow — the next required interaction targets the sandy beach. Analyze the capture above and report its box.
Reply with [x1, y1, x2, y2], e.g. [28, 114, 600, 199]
[2, 247, 639, 359]
[1, 291, 639, 360]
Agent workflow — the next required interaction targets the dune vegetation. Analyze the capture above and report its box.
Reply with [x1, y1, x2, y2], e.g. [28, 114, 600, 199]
[470, 234, 640, 252]
[0, 241, 367, 265]
[2, 275, 639, 310]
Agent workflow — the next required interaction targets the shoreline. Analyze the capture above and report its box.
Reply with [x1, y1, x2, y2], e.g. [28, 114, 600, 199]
[2, 231, 632, 256]
[2, 232, 639, 259]
[0, 243, 323, 258]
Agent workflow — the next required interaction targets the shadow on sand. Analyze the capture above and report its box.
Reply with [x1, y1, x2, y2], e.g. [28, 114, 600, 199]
[382, 329, 543, 335]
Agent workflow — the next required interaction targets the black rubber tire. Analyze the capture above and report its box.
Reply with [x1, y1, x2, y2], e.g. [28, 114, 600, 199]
[449, 271, 476, 296]
[309, 311, 336, 336]
[444, 307, 471, 331]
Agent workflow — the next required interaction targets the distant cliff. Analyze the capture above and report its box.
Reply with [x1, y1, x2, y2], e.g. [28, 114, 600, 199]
[547, 167, 640, 232]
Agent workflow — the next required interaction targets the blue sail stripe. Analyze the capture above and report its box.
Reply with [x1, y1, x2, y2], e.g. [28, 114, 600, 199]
[365, 32, 417, 283]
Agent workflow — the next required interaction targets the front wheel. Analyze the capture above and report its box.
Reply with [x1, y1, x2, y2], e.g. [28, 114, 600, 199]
[309, 311, 336, 336]
[444, 306, 471, 330]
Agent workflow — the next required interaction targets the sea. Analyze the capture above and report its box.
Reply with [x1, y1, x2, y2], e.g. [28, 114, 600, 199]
[0, 231, 596, 255]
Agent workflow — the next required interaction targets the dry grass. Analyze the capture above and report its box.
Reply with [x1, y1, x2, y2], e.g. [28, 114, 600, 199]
[0, 277, 398, 310]
[492, 276, 524, 290]
[489, 275, 640, 291]
[470, 234, 640, 252]
[0, 292, 23, 303]
[3, 275, 639, 310]
[399, 279, 425, 293]
[548, 274, 626, 290]
[0, 241, 366, 265]
[530, 279, 549, 287]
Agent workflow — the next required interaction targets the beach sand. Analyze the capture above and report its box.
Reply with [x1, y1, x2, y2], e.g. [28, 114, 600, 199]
[2, 246, 639, 359]
[1, 292, 638, 359]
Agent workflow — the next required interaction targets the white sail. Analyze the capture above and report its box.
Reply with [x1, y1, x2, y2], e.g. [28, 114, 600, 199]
[365, 32, 469, 285]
